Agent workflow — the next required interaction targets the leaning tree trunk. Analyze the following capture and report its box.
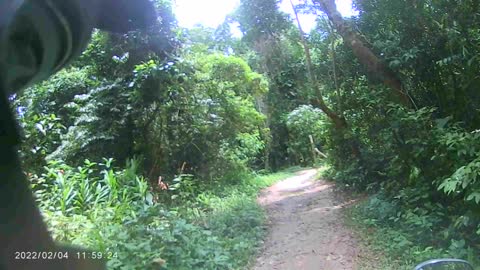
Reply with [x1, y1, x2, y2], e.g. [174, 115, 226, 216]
[289, 0, 347, 129]
[314, 0, 413, 107]
[289, 0, 360, 158]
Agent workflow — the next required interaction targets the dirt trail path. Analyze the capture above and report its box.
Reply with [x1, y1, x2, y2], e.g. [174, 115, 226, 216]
[253, 169, 359, 270]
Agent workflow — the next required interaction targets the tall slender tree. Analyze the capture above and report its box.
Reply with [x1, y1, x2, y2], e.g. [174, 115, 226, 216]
[289, 0, 347, 129]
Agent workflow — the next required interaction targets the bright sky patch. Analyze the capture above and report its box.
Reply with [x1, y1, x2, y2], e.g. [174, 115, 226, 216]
[174, 0, 358, 35]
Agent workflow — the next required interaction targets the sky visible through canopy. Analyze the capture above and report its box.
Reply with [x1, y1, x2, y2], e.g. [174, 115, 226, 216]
[174, 0, 358, 36]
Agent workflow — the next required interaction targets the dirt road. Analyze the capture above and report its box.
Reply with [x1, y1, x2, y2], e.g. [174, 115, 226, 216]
[253, 169, 359, 270]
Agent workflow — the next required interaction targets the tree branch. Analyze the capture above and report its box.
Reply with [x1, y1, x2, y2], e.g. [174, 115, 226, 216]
[314, 0, 414, 107]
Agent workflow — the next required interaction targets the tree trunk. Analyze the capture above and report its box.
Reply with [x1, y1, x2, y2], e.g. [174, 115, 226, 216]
[290, 0, 360, 158]
[289, 0, 348, 130]
[254, 95, 272, 170]
[327, 21, 343, 114]
[310, 98, 347, 129]
[314, 0, 413, 107]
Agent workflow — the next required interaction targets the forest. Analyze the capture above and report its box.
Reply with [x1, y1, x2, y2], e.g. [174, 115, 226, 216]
[10, 0, 480, 269]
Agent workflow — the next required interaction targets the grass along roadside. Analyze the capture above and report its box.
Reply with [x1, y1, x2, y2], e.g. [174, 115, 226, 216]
[344, 196, 480, 270]
[38, 160, 302, 270]
[344, 201, 415, 270]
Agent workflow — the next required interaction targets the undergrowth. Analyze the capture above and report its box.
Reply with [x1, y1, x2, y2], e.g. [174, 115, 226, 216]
[345, 195, 480, 270]
[33, 158, 299, 269]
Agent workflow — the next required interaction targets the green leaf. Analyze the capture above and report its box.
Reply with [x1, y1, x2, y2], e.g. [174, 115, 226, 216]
[466, 192, 480, 204]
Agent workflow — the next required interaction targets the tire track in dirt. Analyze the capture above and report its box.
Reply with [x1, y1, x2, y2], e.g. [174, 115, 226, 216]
[253, 169, 359, 270]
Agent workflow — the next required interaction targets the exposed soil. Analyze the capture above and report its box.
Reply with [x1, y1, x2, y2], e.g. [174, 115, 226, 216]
[253, 169, 360, 270]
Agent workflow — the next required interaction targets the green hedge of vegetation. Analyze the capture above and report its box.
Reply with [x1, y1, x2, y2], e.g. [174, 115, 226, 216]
[33, 157, 296, 269]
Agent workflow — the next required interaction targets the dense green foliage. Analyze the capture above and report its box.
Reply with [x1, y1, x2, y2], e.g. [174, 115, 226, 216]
[347, 192, 480, 269]
[32, 157, 296, 269]
[12, 0, 480, 268]
[233, 0, 480, 266]
[285, 105, 327, 165]
[309, 0, 480, 266]
[321, 1, 480, 264]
